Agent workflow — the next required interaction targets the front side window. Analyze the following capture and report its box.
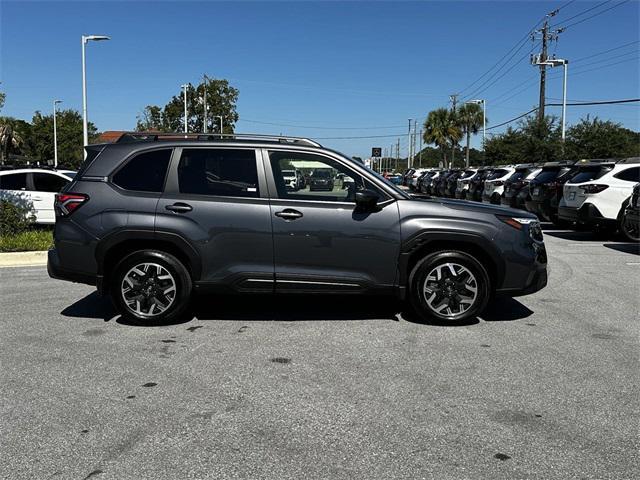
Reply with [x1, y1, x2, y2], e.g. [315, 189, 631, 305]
[269, 151, 383, 203]
[177, 148, 259, 198]
[113, 149, 172, 192]
[33, 173, 69, 192]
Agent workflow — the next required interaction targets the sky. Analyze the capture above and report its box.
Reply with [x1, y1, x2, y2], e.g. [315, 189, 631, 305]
[1, 0, 638, 158]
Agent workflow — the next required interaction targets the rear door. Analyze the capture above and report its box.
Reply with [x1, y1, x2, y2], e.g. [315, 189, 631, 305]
[29, 172, 70, 224]
[156, 147, 274, 291]
[264, 149, 401, 292]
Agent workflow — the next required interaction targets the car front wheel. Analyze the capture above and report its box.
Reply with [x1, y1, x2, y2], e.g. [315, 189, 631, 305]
[409, 251, 490, 323]
[111, 250, 192, 324]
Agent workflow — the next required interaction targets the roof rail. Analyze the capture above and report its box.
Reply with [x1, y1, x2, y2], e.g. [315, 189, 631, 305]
[617, 157, 640, 164]
[115, 132, 323, 148]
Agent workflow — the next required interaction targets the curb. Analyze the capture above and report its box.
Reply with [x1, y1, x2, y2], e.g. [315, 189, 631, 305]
[0, 251, 48, 268]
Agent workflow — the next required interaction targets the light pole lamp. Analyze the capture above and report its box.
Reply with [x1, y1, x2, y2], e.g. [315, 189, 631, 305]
[53, 100, 62, 168]
[81, 34, 110, 158]
[181, 84, 189, 133]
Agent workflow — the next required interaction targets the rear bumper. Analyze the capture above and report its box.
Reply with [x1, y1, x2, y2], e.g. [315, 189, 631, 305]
[558, 204, 616, 227]
[48, 248, 98, 287]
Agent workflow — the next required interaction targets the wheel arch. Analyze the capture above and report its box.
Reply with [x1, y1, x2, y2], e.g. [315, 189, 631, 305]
[96, 230, 201, 293]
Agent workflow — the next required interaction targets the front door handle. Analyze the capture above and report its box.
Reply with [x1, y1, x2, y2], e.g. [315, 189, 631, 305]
[275, 209, 303, 220]
[165, 202, 193, 213]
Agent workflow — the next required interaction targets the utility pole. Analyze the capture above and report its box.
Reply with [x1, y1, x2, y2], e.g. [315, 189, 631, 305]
[407, 119, 413, 168]
[181, 84, 189, 133]
[396, 138, 400, 173]
[532, 9, 563, 122]
[412, 121, 417, 169]
[449, 94, 458, 168]
[418, 128, 423, 168]
[203, 74, 209, 133]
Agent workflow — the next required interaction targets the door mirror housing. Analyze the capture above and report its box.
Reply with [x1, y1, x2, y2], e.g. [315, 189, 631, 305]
[355, 189, 379, 210]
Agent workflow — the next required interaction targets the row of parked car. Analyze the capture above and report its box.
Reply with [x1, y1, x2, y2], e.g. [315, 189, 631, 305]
[401, 158, 640, 242]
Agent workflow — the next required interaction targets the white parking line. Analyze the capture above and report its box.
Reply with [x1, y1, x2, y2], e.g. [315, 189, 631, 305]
[626, 262, 640, 266]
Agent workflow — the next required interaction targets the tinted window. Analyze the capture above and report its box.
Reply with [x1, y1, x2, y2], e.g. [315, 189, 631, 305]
[113, 149, 172, 192]
[533, 169, 562, 183]
[33, 173, 69, 192]
[569, 166, 614, 184]
[460, 170, 476, 179]
[0, 173, 27, 190]
[614, 167, 640, 183]
[487, 169, 508, 180]
[269, 151, 383, 203]
[178, 148, 258, 198]
[507, 171, 527, 182]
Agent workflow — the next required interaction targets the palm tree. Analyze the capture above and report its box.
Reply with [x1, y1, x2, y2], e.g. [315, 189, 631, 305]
[0, 121, 23, 165]
[457, 103, 486, 168]
[423, 108, 461, 168]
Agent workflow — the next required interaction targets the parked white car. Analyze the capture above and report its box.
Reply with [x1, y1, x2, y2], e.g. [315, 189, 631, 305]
[455, 168, 478, 199]
[0, 168, 75, 224]
[482, 167, 515, 204]
[558, 158, 640, 229]
[409, 168, 430, 190]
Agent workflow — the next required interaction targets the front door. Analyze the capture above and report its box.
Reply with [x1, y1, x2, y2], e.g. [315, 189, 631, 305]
[156, 147, 274, 292]
[264, 149, 401, 293]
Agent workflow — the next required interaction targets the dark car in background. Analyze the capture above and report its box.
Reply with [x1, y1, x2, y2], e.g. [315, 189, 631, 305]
[501, 164, 539, 209]
[309, 169, 334, 191]
[621, 183, 640, 242]
[444, 170, 463, 198]
[525, 161, 578, 224]
[468, 168, 493, 202]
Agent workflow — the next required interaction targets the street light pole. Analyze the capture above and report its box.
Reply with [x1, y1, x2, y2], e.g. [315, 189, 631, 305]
[81, 34, 110, 158]
[215, 115, 223, 135]
[181, 84, 189, 133]
[561, 61, 568, 142]
[203, 74, 209, 133]
[53, 100, 62, 168]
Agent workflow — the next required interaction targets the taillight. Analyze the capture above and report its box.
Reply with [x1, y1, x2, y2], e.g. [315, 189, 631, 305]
[55, 193, 88, 216]
[579, 184, 609, 194]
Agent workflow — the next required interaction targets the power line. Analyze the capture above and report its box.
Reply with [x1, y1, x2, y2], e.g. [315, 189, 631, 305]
[558, 0, 631, 29]
[238, 118, 406, 130]
[571, 40, 639, 63]
[550, 0, 611, 26]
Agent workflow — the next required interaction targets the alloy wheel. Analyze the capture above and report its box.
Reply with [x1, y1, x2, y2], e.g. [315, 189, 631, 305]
[121, 262, 177, 318]
[423, 262, 478, 317]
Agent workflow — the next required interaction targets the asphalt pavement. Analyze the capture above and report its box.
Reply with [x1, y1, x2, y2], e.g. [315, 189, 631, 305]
[0, 227, 638, 480]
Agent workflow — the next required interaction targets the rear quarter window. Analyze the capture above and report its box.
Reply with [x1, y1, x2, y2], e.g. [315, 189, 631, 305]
[112, 149, 172, 193]
[614, 167, 640, 183]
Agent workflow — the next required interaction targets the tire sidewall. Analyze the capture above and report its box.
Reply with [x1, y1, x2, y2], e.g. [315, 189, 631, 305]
[111, 250, 192, 324]
[409, 251, 491, 323]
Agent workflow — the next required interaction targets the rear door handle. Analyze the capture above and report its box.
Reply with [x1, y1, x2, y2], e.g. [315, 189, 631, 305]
[165, 202, 193, 213]
[275, 209, 303, 220]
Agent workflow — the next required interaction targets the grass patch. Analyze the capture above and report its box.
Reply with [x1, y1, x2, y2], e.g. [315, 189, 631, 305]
[0, 229, 53, 252]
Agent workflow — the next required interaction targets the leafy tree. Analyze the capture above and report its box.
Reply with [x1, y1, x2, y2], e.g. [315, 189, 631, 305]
[0, 91, 5, 112]
[136, 78, 239, 134]
[423, 108, 462, 168]
[457, 103, 486, 168]
[564, 116, 640, 160]
[24, 110, 97, 169]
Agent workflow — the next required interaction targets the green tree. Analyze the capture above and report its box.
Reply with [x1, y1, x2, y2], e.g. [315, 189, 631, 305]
[136, 78, 239, 134]
[0, 91, 5, 112]
[24, 110, 97, 169]
[457, 103, 486, 168]
[423, 108, 462, 168]
[564, 117, 640, 160]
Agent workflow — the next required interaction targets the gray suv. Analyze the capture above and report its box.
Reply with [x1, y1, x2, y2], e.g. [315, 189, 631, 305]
[48, 133, 547, 324]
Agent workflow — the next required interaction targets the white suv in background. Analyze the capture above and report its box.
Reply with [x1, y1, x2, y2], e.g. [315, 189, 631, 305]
[558, 158, 640, 230]
[0, 168, 74, 224]
[482, 166, 515, 204]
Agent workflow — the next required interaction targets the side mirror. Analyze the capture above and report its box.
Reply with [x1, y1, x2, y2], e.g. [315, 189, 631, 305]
[355, 188, 379, 210]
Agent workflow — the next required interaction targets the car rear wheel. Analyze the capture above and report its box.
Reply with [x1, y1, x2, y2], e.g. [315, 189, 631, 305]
[111, 250, 192, 324]
[409, 251, 490, 323]
[620, 210, 640, 242]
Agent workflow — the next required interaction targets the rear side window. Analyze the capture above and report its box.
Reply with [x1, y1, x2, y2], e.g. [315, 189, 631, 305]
[0, 173, 27, 190]
[614, 167, 640, 183]
[487, 169, 508, 180]
[177, 148, 259, 198]
[33, 173, 69, 193]
[534, 169, 561, 183]
[460, 170, 476, 179]
[113, 149, 172, 192]
[508, 171, 527, 181]
[569, 166, 613, 184]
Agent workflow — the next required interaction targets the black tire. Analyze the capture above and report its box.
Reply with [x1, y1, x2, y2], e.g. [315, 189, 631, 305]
[551, 215, 570, 228]
[408, 251, 491, 323]
[620, 209, 640, 242]
[111, 250, 192, 324]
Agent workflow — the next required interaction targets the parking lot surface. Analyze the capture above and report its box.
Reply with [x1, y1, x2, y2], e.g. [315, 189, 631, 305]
[1, 227, 638, 480]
